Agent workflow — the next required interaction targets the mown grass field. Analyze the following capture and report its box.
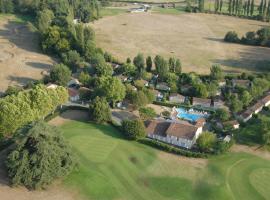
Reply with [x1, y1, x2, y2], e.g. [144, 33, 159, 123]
[61, 121, 270, 200]
[92, 12, 270, 74]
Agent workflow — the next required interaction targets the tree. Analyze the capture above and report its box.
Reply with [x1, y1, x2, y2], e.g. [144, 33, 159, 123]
[79, 71, 91, 86]
[5, 85, 23, 96]
[230, 95, 243, 113]
[250, 0, 255, 15]
[6, 121, 75, 189]
[146, 56, 152, 72]
[240, 90, 252, 106]
[175, 59, 182, 74]
[214, 108, 230, 121]
[139, 107, 157, 120]
[36, 9, 54, 34]
[206, 82, 218, 97]
[261, 118, 270, 145]
[50, 63, 71, 86]
[130, 90, 149, 108]
[224, 31, 240, 43]
[95, 76, 126, 107]
[121, 119, 146, 140]
[133, 53, 145, 78]
[199, 0, 205, 12]
[210, 65, 223, 80]
[89, 96, 111, 124]
[166, 73, 179, 93]
[154, 55, 169, 80]
[193, 83, 208, 98]
[121, 63, 136, 76]
[91, 53, 112, 76]
[61, 50, 82, 72]
[197, 132, 217, 152]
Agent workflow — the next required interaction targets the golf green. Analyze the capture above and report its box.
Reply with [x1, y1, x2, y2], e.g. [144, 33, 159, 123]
[61, 121, 270, 200]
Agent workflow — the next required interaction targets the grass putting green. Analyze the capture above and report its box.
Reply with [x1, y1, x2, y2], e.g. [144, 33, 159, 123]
[61, 121, 270, 200]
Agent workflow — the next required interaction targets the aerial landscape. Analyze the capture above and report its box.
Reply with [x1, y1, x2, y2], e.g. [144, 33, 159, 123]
[0, 0, 270, 199]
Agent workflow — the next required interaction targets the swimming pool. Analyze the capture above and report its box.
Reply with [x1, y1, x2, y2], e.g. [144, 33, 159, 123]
[176, 108, 207, 122]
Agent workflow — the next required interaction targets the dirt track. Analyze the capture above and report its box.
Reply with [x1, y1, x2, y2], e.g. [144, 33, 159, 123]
[0, 16, 55, 94]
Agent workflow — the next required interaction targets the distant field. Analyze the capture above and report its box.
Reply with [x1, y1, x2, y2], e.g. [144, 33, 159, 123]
[0, 14, 55, 94]
[92, 12, 270, 74]
[61, 119, 270, 200]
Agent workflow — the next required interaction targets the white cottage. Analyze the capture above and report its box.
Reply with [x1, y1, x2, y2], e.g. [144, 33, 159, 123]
[146, 120, 203, 149]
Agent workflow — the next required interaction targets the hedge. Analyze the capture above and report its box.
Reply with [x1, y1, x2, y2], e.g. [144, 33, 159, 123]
[137, 138, 208, 158]
[153, 101, 215, 113]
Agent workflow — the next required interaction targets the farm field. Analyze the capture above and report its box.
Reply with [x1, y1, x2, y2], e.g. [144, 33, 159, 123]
[92, 12, 270, 74]
[55, 115, 270, 200]
[0, 14, 55, 94]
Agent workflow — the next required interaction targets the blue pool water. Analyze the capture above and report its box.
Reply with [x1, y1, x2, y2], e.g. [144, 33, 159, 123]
[176, 108, 207, 122]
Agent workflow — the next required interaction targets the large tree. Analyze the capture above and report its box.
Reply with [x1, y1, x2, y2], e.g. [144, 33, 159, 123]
[50, 63, 71, 86]
[210, 64, 223, 80]
[121, 119, 146, 140]
[95, 76, 126, 107]
[133, 53, 145, 78]
[197, 132, 217, 152]
[6, 121, 75, 189]
[154, 55, 169, 80]
[89, 96, 111, 124]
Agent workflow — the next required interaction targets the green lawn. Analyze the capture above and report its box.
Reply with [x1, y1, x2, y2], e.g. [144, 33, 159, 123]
[61, 121, 270, 200]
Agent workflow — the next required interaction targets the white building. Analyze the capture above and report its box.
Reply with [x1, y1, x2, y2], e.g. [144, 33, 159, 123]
[146, 120, 203, 149]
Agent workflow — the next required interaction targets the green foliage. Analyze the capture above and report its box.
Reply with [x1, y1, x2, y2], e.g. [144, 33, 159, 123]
[133, 53, 145, 78]
[50, 63, 71, 86]
[193, 83, 208, 98]
[6, 121, 75, 189]
[239, 90, 252, 106]
[79, 71, 91, 86]
[95, 76, 126, 106]
[62, 50, 83, 72]
[134, 79, 146, 90]
[210, 64, 223, 80]
[229, 95, 243, 113]
[0, 85, 68, 137]
[36, 9, 54, 34]
[138, 138, 208, 158]
[213, 108, 230, 122]
[139, 107, 157, 120]
[121, 63, 136, 76]
[197, 131, 217, 152]
[91, 53, 113, 76]
[146, 56, 152, 72]
[89, 96, 111, 124]
[224, 31, 240, 43]
[165, 72, 179, 93]
[121, 119, 146, 140]
[154, 55, 169, 80]
[4, 85, 23, 96]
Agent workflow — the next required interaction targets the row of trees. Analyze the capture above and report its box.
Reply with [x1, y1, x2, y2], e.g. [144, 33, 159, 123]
[0, 85, 68, 137]
[224, 27, 270, 47]
[131, 54, 182, 80]
[0, 0, 99, 23]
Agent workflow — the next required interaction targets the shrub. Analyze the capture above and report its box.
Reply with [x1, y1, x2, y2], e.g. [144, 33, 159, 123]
[89, 96, 111, 124]
[139, 107, 157, 120]
[6, 121, 75, 189]
[121, 119, 146, 140]
[197, 131, 217, 152]
[138, 138, 208, 158]
[224, 31, 240, 43]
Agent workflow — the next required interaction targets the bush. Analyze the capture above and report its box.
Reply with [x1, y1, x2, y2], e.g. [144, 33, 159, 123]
[6, 121, 75, 189]
[139, 107, 157, 120]
[121, 119, 146, 140]
[224, 31, 240, 43]
[138, 138, 208, 158]
[197, 132, 217, 153]
[89, 96, 111, 124]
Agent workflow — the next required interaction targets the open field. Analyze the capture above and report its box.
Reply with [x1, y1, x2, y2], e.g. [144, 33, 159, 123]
[54, 113, 270, 200]
[92, 12, 270, 74]
[0, 14, 55, 94]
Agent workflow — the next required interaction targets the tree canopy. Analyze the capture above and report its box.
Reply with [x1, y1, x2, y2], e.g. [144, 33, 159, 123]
[50, 63, 71, 86]
[89, 96, 111, 124]
[121, 119, 146, 140]
[6, 121, 75, 189]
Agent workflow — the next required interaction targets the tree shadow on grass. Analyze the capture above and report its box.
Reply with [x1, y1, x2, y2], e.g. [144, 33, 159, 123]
[7, 75, 37, 87]
[25, 62, 52, 70]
